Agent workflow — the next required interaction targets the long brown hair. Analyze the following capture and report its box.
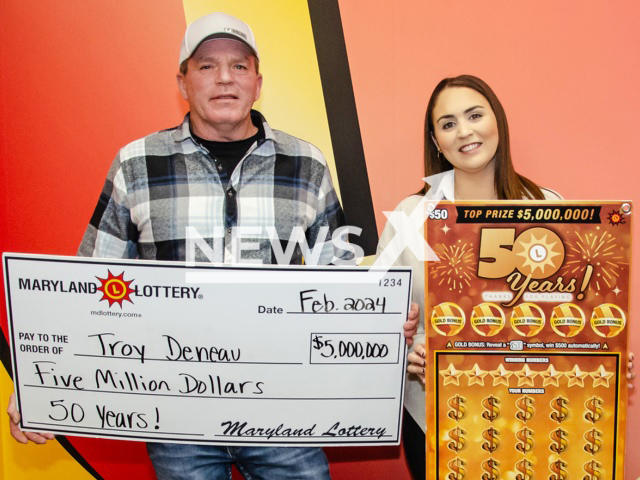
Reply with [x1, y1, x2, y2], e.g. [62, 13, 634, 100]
[418, 75, 544, 199]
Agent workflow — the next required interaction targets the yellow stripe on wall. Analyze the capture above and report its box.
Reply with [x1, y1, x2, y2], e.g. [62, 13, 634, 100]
[182, 0, 341, 200]
[0, 369, 92, 480]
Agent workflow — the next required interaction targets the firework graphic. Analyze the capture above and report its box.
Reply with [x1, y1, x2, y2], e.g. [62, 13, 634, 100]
[430, 241, 475, 292]
[561, 231, 627, 292]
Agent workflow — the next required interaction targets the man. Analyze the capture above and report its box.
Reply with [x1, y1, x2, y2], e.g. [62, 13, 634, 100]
[75, 12, 349, 267]
[7, 11, 419, 478]
[8, 12, 344, 479]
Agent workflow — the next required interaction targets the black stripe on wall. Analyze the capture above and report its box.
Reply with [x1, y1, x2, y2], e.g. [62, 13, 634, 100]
[307, 0, 378, 255]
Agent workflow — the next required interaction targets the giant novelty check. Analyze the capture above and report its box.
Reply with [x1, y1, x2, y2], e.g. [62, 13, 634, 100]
[3, 254, 411, 446]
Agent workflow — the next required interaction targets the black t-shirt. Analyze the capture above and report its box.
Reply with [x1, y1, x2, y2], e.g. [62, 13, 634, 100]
[191, 119, 265, 186]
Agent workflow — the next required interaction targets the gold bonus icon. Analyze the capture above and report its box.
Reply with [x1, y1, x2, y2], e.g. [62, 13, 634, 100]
[510, 303, 545, 337]
[550, 303, 585, 337]
[590, 303, 626, 338]
[431, 302, 466, 336]
[470, 303, 505, 336]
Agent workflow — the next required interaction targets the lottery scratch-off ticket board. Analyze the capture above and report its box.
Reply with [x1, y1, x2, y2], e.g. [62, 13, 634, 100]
[424, 201, 631, 480]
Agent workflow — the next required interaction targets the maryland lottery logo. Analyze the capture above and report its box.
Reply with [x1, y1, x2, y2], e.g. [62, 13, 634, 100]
[94, 270, 201, 307]
[607, 209, 625, 226]
[96, 271, 135, 307]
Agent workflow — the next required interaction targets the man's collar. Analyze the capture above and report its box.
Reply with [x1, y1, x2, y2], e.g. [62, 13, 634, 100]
[171, 113, 193, 143]
[171, 110, 274, 144]
[250, 110, 274, 142]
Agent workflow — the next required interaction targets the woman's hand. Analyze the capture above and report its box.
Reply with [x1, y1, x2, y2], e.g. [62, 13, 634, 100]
[403, 302, 420, 346]
[407, 343, 426, 384]
[7, 393, 55, 444]
[628, 352, 635, 388]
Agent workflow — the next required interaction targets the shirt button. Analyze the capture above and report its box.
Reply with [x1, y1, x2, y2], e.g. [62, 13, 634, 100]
[227, 191, 234, 197]
[227, 228, 232, 234]
[217, 164, 223, 171]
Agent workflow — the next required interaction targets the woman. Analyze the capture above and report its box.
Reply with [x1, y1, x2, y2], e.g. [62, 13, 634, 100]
[376, 74, 562, 479]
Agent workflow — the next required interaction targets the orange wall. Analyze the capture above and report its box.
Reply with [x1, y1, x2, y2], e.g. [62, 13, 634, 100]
[0, 0, 188, 257]
[0, 1, 187, 478]
[340, 1, 640, 477]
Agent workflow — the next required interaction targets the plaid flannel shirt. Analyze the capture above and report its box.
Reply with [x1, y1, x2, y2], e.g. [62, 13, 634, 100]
[78, 111, 349, 265]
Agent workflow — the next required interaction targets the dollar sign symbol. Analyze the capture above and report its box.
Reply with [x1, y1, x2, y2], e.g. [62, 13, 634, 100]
[549, 459, 568, 480]
[584, 396, 603, 424]
[482, 426, 500, 453]
[515, 426, 534, 453]
[481, 458, 500, 480]
[516, 395, 535, 423]
[312, 335, 324, 350]
[448, 394, 467, 421]
[447, 457, 466, 480]
[550, 396, 569, 423]
[549, 427, 569, 454]
[516, 458, 534, 480]
[583, 428, 603, 455]
[447, 426, 466, 453]
[482, 395, 500, 422]
[583, 459, 602, 480]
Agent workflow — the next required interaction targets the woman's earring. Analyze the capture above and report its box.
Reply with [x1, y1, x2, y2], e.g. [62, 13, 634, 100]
[437, 149, 444, 162]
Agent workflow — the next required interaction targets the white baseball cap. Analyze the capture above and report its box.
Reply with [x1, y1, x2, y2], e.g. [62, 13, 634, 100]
[179, 12, 259, 66]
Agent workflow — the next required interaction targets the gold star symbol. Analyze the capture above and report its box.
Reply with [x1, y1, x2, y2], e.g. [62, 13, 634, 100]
[489, 363, 513, 386]
[590, 364, 614, 388]
[515, 364, 538, 386]
[565, 364, 589, 387]
[440, 363, 464, 386]
[464, 363, 488, 386]
[539, 364, 564, 387]
[441, 224, 451, 234]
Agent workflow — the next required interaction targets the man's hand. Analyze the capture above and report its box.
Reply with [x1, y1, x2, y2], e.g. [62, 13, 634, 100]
[403, 302, 419, 346]
[628, 352, 636, 389]
[7, 393, 55, 444]
[407, 343, 426, 384]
